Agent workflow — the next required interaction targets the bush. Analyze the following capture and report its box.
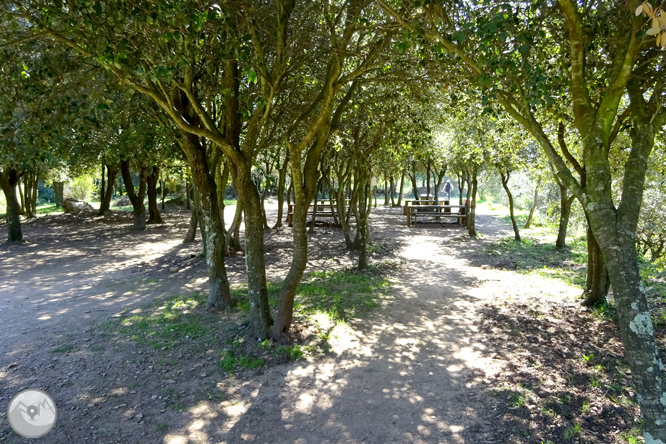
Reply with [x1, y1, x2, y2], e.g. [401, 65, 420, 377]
[64, 175, 96, 201]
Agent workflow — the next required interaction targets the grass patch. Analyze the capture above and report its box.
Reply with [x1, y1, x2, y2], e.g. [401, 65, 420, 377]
[217, 350, 265, 373]
[484, 236, 587, 288]
[51, 344, 77, 354]
[293, 269, 392, 322]
[107, 292, 208, 349]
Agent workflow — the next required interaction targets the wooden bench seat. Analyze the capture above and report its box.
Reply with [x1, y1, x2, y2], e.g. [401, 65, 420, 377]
[285, 204, 338, 227]
[406, 204, 466, 227]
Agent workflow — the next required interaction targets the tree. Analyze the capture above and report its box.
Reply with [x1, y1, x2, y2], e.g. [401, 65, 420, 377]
[377, 1, 666, 437]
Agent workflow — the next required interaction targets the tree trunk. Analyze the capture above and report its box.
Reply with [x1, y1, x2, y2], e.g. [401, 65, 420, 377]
[100, 164, 106, 207]
[21, 173, 36, 219]
[180, 134, 233, 310]
[499, 170, 520, 241]
[185, 177, 191, 210]
[226, 200, 243, 253]
[466, 166, 478, 238]
[29, 173, 38, 218]
[357, 169, 372, 270]
[183, 204, 198, 243]
[274, 155, 289, 229]
[160, 178, 167, 210]
[98, 166, 117, 215]
[426, 160, 431, 198]
[232, 166, 272, 337]
[524, 180, 540, 229]
[120, 159, 148, 230]
[0, 169, 23, 242]
[53, 181, 64, 209]
[457, 173, 465, 205]
[582, 226, 609, 306]
[410, 161, 419, 200]
[147, 166, 163, 224]
[397, 169, 405, 206]
[556, 183, 575, 248]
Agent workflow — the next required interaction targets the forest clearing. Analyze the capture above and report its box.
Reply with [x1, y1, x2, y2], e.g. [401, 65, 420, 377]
[2, 1, 666, 442]
[1, 202, 663, 443]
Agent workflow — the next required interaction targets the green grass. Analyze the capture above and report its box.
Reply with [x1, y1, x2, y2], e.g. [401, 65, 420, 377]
[485, 236, 588, 288]
[217, 350, 265, 373]
[275, 344, 305, 361]
[234, 270, 392, 324]
[106, 292, 208, 350]
[51, 344, 77, 354]
[292, 270, 392, 322]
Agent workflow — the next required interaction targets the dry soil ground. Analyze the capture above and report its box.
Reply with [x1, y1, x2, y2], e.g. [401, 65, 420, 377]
[0, 204, 654, 443]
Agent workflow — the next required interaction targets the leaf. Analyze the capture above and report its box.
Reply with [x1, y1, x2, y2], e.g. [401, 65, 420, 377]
[646, 27, 660, 35]
[248, 70, 257, 84]
[637, 4, 645, 16]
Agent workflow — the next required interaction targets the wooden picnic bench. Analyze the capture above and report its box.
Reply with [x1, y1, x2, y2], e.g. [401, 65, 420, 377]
[285, 203, 339, 227]
[403, 199, 438, 215]
[405, 203, 466, 227]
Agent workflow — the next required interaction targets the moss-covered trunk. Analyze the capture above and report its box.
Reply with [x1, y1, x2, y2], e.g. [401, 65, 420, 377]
[180, 134, 233, 310]
[233, 166, 272, 337]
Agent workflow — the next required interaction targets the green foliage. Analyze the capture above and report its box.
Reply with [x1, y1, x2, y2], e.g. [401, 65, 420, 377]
[65, 174, 96, 201]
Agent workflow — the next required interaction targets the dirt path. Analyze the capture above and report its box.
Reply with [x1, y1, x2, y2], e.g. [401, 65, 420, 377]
[0, 205, 581, 443]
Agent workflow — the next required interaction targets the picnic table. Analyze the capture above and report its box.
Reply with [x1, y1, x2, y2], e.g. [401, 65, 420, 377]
[285, 202, 339, 227]
[403, 198, 438, 215]
[405, 202, 466, 227]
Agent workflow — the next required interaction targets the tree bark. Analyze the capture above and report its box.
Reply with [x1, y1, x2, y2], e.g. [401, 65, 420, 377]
[410, 161, 419, 200]
[357, 167, 372, 270]
[185, 177, 191, 210]
[397, 169, 405, 206]
[226, 199, 243, 253]
[274, 153, 289, 229]
[21, 173, 37, 219]
[160, 179, 166, 210]
[524, 180, 540, 229]
[466, 166, 478, 238]
[98, 166, 117, 215]
[53, 181, 64, 209]
[232, 165, 272, 337]
[100, 164, 106, 207]
[120, 159, 148, 230]
[582, 225, 609, 306]
[0, 169, 23, 242]
[183, 204, 198, 243]
[147, 166, 163, 224]
[556, 182, 575, 248]
[499, 170, 520, 241]
[180, 134, 234, 310]
[457, 173, 465, 205]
